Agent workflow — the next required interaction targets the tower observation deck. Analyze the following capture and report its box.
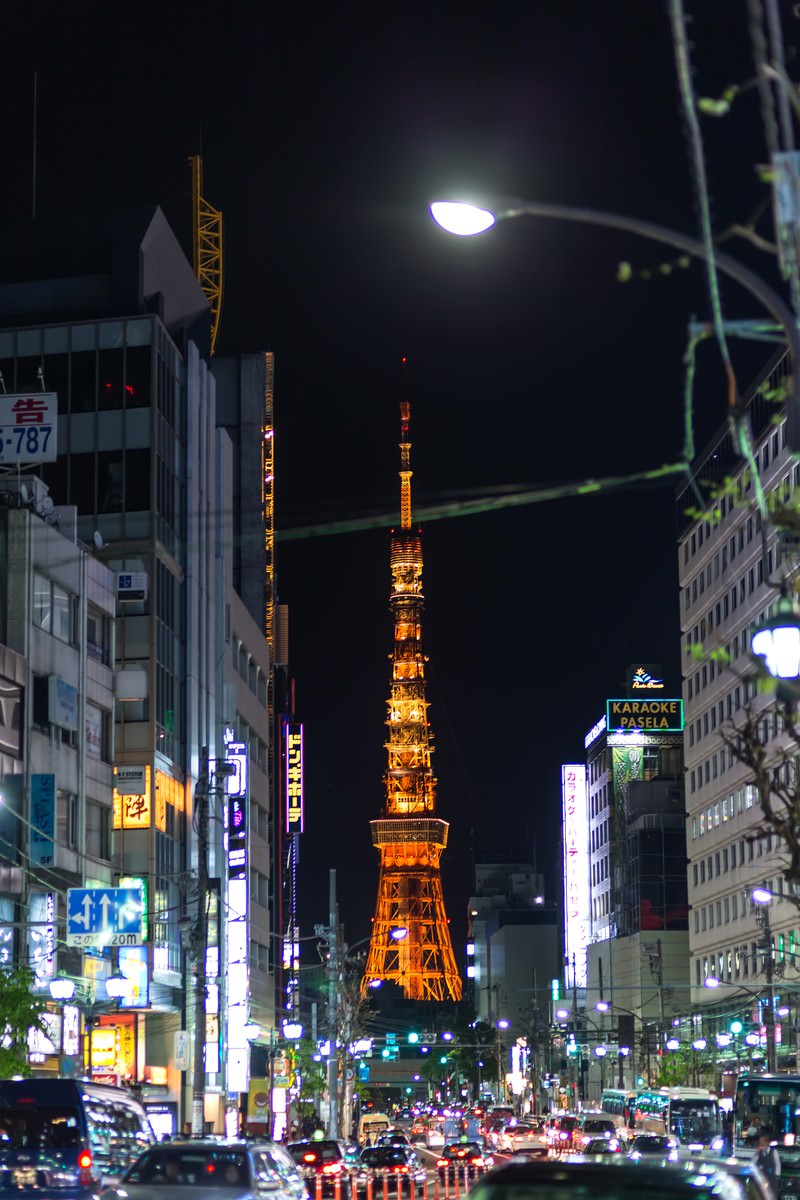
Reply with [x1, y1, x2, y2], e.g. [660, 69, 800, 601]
[360, 396, 462, 1001]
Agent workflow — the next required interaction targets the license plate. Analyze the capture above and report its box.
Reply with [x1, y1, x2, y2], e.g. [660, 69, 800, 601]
[13, 1168, 37, 1186]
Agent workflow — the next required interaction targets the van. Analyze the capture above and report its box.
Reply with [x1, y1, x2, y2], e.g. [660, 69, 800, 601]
[358, 1113, 391, 1146]
[0, 1077, 155, 1196]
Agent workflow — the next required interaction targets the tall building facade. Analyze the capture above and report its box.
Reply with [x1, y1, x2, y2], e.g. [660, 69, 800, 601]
[677, 348, 800, 1060]
[577, 667, 689, 1095]
[0, 208, 278, 1132]
[361, 400, 461, 1001]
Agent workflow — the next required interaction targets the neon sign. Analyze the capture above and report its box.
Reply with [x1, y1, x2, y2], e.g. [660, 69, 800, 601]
[561, 764, 589, 989]
[286, 724, 304, 833]
[630, 666, 664, 690]
[606, 698, 684, 732]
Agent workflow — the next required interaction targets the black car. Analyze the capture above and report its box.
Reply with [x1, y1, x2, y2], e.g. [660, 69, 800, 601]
[286, 1141, 353, 1199]
[468, 1159, 745, 1200]
[436, 1143, 488, 1183]
[356, 1148, 426, 1193]
[101, 1140, 310, 1200]
[628, 1134, 679, 1159]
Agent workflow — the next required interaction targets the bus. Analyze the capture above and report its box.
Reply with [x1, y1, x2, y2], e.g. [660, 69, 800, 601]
[633, 1087, 722, 1149]
[734, 1073, 800, 1193]
[600, 1089, 638, 1129]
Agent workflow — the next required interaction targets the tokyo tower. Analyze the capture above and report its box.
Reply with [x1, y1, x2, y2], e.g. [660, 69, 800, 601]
[360, 395, 462, 1001]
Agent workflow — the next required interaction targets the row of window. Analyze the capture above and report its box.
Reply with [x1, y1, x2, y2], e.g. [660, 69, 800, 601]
[591, 819, 610, 854]
[693, 877, 778, 934]
[690, 722, 792, 798]
[684, 513, 763, 611]
[593, 890, 610, 921]
[682, 428, 789, 567]
[695, 929, 800, 988]
[233, 639, 268, 706]
[250, 802, 268, 842]
[592, 855, 609, 886]
[590, 784, 609, 818]
[250, 940, 271, 973]
[691, 785, 758, 839]
[250, 869, 269, 909]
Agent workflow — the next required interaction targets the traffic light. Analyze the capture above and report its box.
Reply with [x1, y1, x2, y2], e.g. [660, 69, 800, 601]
[636, 1076, 646, 1087]
[440, 1054, 448, 1064]
[730, 1020, 744, 1035]
[408, 1032, 419, 1044]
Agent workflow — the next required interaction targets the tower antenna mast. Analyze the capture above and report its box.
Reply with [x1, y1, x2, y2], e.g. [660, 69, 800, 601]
[362, 366, 461, 1001]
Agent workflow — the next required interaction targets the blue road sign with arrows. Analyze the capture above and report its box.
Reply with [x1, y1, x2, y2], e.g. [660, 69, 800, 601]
[66, 887, 144, 948]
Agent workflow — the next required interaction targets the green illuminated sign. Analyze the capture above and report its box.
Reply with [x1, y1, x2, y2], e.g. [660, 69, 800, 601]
[606, 698, 684, 733]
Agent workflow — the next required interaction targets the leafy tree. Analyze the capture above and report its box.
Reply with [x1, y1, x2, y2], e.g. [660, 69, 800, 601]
[0, 967, 50, 1076]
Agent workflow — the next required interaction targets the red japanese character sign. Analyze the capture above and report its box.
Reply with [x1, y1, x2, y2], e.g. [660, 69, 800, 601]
[0, 393, 58, 463]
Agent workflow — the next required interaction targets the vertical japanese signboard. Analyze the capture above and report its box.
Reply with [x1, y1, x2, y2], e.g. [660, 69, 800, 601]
[285, 723, 304, 833]
[561, 764, 589, 989]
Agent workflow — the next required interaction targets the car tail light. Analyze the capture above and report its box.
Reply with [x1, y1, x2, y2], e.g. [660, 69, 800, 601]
[559, 1132, 568, 1141]
[322, 1163, 343, 1175]
[436, 1160, 447, 1168]
[303, 1154, 318, 1164]
[469, 1157, 484, 1166]
[77, 1152, 92, 1170]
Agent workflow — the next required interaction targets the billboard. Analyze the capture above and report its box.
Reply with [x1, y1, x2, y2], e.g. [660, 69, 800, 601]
[0, 393, 57, 464]
[561, 764, 589, 989]
[285, 724, 304, 833]
[606, 698, 683, 733]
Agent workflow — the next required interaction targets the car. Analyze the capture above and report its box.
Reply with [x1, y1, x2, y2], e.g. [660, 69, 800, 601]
[424, 1122, 446, 1150]
[546, 1115, 580, 1152]
[356, 1147, 427, 1193]
[100, 1140, 310, 1200]
[680, 1159, 773, 1200]
[498, 1123, 548, 1156]
[376, 1133, 412, 1150]
[467, 1158, 747, 1200]
[286, 1140, 354, 1199]
[0, 1077, 155, 1195]
[628, 1134, 680, 1160]
[568, 1136, 626, 1157]
[576, 1116, 619, 1148]
[436, 1142, 489, 1184]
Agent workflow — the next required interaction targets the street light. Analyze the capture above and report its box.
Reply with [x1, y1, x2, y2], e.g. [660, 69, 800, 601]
[751, 592, 800, 682]
[429, 196, 800, 450]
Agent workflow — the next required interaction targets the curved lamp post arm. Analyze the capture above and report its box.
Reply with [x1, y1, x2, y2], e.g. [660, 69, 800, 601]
[432, 198, 800, 449]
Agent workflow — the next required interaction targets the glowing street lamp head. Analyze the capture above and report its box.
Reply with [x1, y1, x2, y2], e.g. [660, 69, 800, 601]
[390, 926, 409, 941]
[594, 1000, 610, 1012]
[704, 976, 721, 989]
[752, 887, 773, 905]
[430, 201, 496, 237]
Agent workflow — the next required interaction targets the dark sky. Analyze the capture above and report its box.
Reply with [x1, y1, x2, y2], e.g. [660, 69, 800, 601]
[5, 2, 796, 959]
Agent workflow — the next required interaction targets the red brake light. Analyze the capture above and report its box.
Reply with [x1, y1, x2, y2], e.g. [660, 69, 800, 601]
[322, 1163, 342, 1175]
[303, 1154, 317, 1163]
[78, 1151, 92, 1170]
[436, 1160, 447, 1168]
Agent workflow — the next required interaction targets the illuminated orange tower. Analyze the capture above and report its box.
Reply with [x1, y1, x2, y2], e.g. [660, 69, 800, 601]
[361, 395, 462, 1001]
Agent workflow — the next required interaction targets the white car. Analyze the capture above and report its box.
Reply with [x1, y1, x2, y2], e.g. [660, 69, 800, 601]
[101, 1141, 309, 1200]
[499, 1123, 548, 1156]
[425, 1125, 446, 1149]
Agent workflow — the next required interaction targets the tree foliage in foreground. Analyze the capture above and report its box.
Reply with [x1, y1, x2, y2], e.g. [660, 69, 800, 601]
[0, 966, 50, 1077]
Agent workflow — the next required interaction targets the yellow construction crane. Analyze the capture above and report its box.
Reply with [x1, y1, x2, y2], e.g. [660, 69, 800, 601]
[189, 155, 223, 355]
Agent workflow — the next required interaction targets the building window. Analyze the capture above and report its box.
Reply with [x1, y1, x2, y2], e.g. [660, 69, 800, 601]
[86, 801, 111, 860]
[87, 608, 110, 665]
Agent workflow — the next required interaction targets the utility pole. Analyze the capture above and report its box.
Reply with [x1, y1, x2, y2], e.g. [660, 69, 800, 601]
[191, 752, 210, 1136]
[327, 869, 339, 1138]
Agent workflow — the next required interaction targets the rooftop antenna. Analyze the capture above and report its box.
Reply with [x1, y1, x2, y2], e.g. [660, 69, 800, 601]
[32, 73, 38, 221]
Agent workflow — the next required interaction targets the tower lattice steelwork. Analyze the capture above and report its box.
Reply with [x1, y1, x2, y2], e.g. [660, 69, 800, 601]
[361, 398, 462, 1001]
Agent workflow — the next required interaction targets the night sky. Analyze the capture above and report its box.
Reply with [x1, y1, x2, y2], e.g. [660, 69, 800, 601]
[5, 2, 795, 962]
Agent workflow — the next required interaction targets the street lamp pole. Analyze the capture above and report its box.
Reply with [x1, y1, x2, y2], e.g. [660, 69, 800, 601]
[430, 197, 800, 450]
[752, 889, 778, 1074]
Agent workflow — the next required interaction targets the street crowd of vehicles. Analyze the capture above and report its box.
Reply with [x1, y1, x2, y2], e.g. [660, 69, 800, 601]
[3, 1080, 793, 1200]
